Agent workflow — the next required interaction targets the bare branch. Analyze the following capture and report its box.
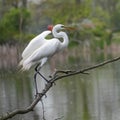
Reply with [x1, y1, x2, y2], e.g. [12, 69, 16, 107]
[51, 56, 120, 81]
[0, 82, 53, 120]
[0, 56, 120, 120]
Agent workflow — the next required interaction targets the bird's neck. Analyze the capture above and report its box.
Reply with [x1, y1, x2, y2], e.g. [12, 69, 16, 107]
[52, 30, 69, 50]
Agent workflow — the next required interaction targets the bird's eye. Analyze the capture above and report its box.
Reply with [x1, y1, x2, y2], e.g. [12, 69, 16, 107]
[61, 25, 64, 28]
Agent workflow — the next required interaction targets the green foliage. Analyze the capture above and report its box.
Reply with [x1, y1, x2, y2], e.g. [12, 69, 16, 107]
[92, 19, 106, 36]
[0, 8, 30, 44]
[111, 10, 120, 28]
[42, 0, 91, 24]
[89, 18, 111, 49]
[69, 41, 79, 48]
[112, 32, 120, 44]
[0, 0, 119, 48]
[40, 0, 114, 50]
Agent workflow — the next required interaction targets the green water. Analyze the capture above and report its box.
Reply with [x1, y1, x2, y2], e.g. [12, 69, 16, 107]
[0, 57, 120, 120]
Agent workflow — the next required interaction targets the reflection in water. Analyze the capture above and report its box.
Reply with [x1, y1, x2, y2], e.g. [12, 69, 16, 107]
[0, 71, 35, 120]
[0, 60, 120, 120]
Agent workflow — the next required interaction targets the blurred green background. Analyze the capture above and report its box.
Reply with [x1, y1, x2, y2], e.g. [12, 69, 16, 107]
[0, 0, 120, 48]
[0, 1, 120, 120]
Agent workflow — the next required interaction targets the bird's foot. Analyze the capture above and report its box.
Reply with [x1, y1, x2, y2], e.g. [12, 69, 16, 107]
[52, 81, 56, 85]
[48, 80, 56, 86]
[34, 92, 41, 98]
[34, 92, 47, 98]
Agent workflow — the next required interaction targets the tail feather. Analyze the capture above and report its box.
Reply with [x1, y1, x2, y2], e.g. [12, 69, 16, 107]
[22, 62, 32, 71]
[19, 59, 23, 66]
[19, 59, 33, 71]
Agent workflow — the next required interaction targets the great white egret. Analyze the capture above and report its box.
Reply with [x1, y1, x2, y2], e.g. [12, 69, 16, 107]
[19, 24, 74, 94]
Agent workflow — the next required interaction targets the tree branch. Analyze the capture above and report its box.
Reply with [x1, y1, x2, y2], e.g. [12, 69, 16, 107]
[0, 56, 120, 120]
[51, 56, 120, 81]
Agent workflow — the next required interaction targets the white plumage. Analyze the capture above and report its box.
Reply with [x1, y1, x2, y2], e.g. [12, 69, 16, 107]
[19, 24, 70, 71]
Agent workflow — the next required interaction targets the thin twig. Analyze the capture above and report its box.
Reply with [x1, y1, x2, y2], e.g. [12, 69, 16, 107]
[51, 56, 120, 82]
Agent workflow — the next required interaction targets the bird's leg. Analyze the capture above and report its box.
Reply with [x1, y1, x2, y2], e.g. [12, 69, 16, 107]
[37, 72, 49, 83]
[33, 63, 41, 95]
[34, 72, 39, 95]
[35, 64, 49, 83]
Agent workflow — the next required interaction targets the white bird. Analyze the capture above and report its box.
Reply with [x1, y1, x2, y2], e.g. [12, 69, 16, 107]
[19, 24, 74, 94]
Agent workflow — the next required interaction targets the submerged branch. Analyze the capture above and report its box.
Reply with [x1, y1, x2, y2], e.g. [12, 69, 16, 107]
[0, 56, 120, 120]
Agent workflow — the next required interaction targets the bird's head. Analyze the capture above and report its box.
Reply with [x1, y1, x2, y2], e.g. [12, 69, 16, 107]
[47, 24, 63, 31]
[48, 24, 76, 32]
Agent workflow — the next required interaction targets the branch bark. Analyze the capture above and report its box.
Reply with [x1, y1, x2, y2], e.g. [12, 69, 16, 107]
[0, 56, 120, 120]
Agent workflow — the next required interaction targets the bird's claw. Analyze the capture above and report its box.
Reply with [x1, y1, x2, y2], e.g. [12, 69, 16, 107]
[34, 93, 41, 98]
[34, 92, 47, 98]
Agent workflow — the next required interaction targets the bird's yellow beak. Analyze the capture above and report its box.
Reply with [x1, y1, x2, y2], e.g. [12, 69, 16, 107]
[64, 26, 76, 31]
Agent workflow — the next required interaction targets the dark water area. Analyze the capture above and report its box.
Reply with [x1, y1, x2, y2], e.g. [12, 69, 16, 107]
[0, 44, 120, 120]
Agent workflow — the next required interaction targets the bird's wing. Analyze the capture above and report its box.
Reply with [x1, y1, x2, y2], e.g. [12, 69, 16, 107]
[21, 38, 60, 70]
[24, 39, 60, 65]
[22, 30, 51, 60]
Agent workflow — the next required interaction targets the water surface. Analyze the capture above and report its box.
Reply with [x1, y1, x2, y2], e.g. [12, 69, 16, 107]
[0, 56, 120, 120]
